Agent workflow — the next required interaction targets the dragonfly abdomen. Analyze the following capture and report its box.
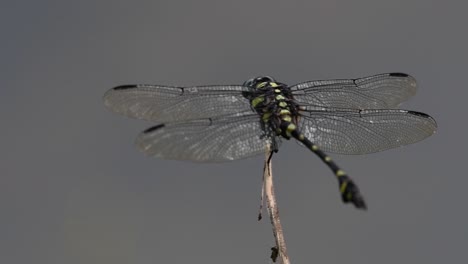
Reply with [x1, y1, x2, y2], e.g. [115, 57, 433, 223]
[283, 121, 367, 209]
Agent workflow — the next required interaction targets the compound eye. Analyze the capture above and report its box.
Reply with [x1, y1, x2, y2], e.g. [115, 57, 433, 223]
[261, 76, 275, 83]
[243, 78, 256, 87]
[243, 76, 277, 88]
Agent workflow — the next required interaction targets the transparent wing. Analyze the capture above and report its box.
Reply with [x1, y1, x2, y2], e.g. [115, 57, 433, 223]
[297, 108, 437, 154]
[290, 73, 417, 109]
[103, 84, 251, 122]
[136, 112, 277, 162]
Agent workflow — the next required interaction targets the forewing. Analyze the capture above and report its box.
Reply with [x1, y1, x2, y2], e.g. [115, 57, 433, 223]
[297, 108, 437, 154]
[103, 84, 251, 122]
[291, 73, 417, 109]
[136, 112, 276, 162]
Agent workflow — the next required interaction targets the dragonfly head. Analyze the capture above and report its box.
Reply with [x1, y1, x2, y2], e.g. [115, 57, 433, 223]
[243, 76, 277, 89]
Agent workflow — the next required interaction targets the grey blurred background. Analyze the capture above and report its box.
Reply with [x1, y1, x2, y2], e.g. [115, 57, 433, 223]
[1, 1, 465, 263]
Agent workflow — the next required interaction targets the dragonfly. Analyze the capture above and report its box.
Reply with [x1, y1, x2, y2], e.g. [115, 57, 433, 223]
[103, 72, 437, 209]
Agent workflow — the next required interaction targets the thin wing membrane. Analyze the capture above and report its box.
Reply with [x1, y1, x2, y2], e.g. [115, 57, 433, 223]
[291, 73, 417, 109]
[298, 108, 437, 154]
[103, 84, 251, 122]
[136, 112, 275, 162]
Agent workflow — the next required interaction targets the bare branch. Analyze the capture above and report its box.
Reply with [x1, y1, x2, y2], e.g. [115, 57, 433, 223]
[264, 147, 290, 264]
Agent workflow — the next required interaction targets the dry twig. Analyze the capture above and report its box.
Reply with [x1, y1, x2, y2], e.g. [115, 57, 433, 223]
[262, 147, 290, 264]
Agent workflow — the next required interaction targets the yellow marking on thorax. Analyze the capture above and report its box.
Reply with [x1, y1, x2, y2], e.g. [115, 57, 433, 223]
[279, 101, 287, 107]
[281, 123, 296, 139]
[281, 115, 292, 122]
[262, 112, 272, 122]
[286, 123, 296, 132]
[276, 95, 285, 100]
[252, 96, 264, 108]
[274, 89, 281, 93]
[256, 82, 267, 89]
[279, 109, 290, 115]
[270, 82, 278, 87]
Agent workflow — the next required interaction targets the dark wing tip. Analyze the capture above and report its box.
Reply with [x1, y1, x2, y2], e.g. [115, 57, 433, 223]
[408, 111, 435, 123]
[389, 72, 410, 77]
[103, 85, 137, 108]
[407, 110, 431, 119]
[407, 110, 438, 129]
[143, 124, 165, 133]
[113, 84, 138, 90]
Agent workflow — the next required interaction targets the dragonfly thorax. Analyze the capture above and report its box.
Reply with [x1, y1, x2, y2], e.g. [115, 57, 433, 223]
[243, 78, 299, 140]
